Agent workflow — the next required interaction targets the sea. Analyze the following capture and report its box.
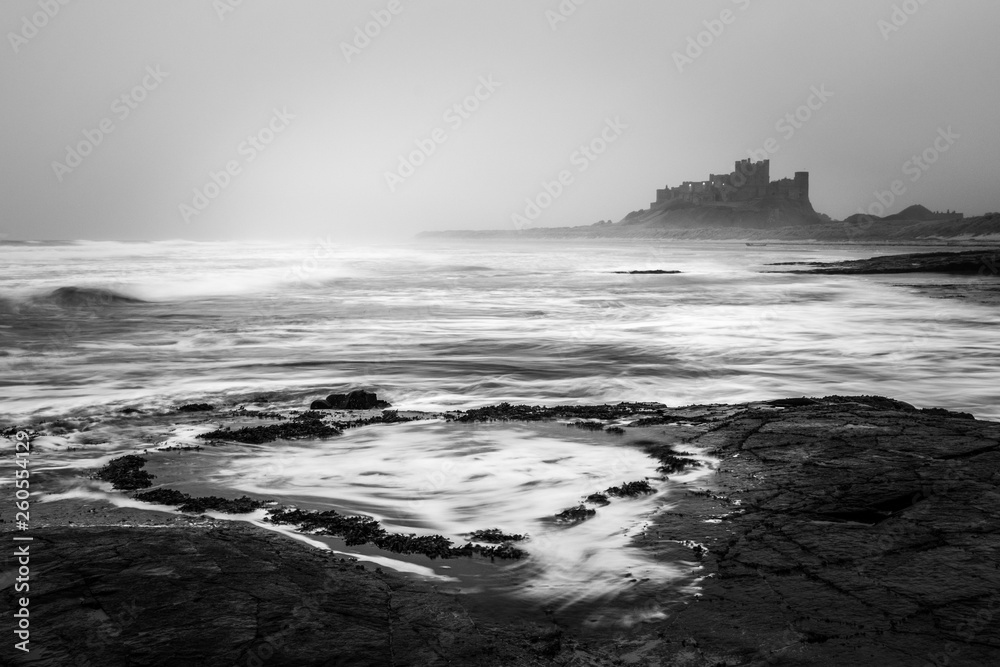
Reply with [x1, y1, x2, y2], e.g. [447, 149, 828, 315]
[2, 238, 998, 622]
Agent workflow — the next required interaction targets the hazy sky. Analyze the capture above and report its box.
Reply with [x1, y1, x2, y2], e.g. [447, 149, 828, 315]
[2, 0, 998, 241]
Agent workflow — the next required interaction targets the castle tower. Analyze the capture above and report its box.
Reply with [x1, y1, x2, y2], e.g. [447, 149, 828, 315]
[794, 172, 809, 201]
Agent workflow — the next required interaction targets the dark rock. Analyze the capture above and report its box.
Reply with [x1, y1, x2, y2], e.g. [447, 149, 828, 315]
[176, 495, 266, 514]
[554, 505, 596, 523]
[132, 488, 267, 514]
[766, 397, 817, 407]
[132, 488, 190, 506]
[343, 389, 389, 409]
[467, 528, 527, 543]
[309, 399, 332, 410]
[325, 393, 347, 407]
[612, 269, 682, 274]
[267, 508, 525, 560]
[769, 249, 1000, 275]
[455, 401, 670, 423]
[0, 525, 550, 666]
[585, 493, 610, 506]
[604, 480, 655, 497]
[8, 395, 1000, 665]
[634, 395, 1000, 666]
[177, 403, 214, 412]
[319, 390, 391, 410]
[197, 419, 341, 444]
[92, 455, 155, 490]
[921, 407, 976, 420]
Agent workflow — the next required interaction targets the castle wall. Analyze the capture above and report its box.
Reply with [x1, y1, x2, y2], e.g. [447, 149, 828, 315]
[652, 158, 807, 209]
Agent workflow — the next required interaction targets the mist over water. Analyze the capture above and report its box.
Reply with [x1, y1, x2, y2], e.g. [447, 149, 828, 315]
[1, 239, 997, 419]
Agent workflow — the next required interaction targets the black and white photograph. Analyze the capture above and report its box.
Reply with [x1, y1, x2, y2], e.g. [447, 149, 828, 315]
[2, 1, 999, 665]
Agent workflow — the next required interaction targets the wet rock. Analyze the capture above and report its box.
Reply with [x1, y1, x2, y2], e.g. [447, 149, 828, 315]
[309, 399, 332, 410]
[769, 249, 1000, 275]
[765, 397, 817, 407]
[0, 525, 548, 666]
[132, 489, 267, 514]
[92, 455, 155, 490]
[555, 505, 596, 523]
[320, 390, 391, 410]
[455, 401, 669, 423]
[197, 419, 341, 444]
[131, 488, 190, 506]
[585, 493, 610, 506]
[921, 406, 976, 420]
[467, 528, 527, 543]
[604, 480, 655, 497]
[177, 403, 214, 412]
[266, 508, 525, 560]
[611, 269, 682, 274]
[639, 395, 1000, 666]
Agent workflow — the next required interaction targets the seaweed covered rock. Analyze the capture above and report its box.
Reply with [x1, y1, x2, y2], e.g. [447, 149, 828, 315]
[554, 505, 596, 523]
[467, 528, 527, 543]
[605, 480, 655, 497]
[93, 455, 155, 490]
[197, 419, 341, 444]
[132, 489, 267, 514]
[267, 508, 525, 560]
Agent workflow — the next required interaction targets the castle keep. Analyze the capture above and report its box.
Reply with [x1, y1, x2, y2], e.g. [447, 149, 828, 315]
[651, 159, 809, 208]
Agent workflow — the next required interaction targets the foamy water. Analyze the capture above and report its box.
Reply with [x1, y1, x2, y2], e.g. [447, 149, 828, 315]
[2, 239, 997, 419]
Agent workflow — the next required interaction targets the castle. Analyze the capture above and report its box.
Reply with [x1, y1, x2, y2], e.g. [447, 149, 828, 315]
[650, 159, 810, 208]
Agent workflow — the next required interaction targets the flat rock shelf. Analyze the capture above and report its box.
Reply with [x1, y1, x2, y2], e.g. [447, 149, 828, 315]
[4, 395, 999, 666]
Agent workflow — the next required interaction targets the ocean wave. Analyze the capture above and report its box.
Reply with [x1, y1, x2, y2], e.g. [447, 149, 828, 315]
[34, 286, 147, 307]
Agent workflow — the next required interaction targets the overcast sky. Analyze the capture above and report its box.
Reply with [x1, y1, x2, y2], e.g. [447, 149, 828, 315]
[1, 0, 998, 241]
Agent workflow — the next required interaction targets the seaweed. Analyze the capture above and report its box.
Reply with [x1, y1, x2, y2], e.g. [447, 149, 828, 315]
[605, 480, 655, 497]
[266, 508, 526, 560]
[93, 455, 155, 490]
[132, 488, 268, 514]
[555, 505, 596, 523]
[197, 419, 341, 444]
[468, 528, 526, 543]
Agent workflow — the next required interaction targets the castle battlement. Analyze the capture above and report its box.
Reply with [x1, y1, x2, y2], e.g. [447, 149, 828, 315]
[651, 159, 810, 209]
